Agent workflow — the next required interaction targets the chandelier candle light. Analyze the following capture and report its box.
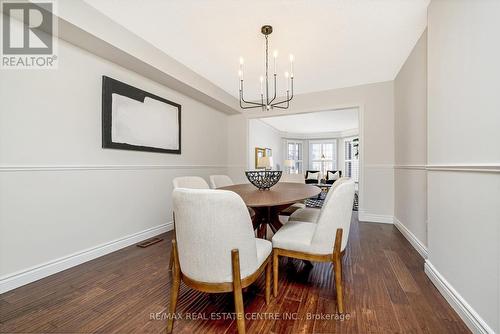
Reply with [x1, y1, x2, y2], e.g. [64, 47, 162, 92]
[239, 25, 294, 110]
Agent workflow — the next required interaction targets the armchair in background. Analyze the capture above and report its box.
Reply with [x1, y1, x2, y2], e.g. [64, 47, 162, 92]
[325, 170, 342, 185]
[304, 170, 321, 184]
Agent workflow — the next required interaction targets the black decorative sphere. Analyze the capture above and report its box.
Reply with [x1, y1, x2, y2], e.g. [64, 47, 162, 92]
[245, 170, 282, 190]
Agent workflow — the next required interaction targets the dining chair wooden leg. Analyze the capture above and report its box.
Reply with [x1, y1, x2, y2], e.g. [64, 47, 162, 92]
[257, 222, 267, 239]
[169, 214, 176, 270]
[168, 243, 174, 270]
[273, 250, 279, 297]
[334, 254, 344, 314]
[265, 260, 271, 304]
[333, 228, 344, 314]
[231, 249, 246, 334]
[166, 240, 181, 333]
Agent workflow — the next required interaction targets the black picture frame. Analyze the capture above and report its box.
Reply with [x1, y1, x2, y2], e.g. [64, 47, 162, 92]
[101, 76, 182, 154]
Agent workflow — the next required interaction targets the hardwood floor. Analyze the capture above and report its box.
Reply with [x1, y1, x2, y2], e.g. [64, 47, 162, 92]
[0, 213, 470, 333]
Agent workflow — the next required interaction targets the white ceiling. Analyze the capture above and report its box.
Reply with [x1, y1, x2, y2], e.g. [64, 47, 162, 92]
[260, 109, 358, 134]
[86, 0, 429, 101]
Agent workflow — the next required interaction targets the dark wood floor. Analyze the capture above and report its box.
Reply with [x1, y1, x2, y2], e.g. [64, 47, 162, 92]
[0, 213, 469, 333]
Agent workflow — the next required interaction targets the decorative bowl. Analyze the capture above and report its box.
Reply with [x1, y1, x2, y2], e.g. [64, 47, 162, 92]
[245, 170, 282, 190]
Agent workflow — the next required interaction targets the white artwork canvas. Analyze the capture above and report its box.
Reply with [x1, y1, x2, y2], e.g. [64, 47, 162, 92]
[111, 93, 179, 150]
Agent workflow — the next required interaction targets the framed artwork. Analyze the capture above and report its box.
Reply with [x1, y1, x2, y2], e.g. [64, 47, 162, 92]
[102, 76, 181, 154]
[255, 147, 265, 169]
[255, 147, 273, 169]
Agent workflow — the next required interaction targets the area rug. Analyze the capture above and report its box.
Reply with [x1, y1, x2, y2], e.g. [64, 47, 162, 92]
[305, 191, 359, 211]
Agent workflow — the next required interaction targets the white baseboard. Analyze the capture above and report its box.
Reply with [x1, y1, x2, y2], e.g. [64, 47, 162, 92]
[393, 217, 428, 259]
[358, 211, 393, 224]
[0, 222, 174, 294]
[424, 261, 495, 334]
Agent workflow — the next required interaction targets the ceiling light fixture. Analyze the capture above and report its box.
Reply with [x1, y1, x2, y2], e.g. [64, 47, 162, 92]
[238, 25, 294, 111]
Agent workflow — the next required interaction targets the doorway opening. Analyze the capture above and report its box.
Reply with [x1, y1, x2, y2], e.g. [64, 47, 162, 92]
[247, 108, 361, 210]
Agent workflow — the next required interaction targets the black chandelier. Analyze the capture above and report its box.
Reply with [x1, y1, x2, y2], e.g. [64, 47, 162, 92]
[238, 25, 294, 111]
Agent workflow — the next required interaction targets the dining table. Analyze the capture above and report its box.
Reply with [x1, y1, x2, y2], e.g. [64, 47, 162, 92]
[220, 182, 321, 239]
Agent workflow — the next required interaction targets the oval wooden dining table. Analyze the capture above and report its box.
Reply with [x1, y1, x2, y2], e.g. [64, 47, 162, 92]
[220, 182, 321, 239]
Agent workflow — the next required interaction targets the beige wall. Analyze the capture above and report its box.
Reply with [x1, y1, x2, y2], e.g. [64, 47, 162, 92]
[427, 1, 500, 332]
[248, 120, 283, 171]
[231, 82, 395, 222]
[0, 36, 229, 283]
[290, 82, 395, 221]
[6, 10, 499, 332]
[394, 30, 428, 246]
[226, 114, 249, 184]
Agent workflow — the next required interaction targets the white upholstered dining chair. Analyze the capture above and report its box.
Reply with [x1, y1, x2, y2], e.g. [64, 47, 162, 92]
[271, 178, 355, 313]
[278, 173, 307, 216]
[279, 173, 305, 183]
[209, 174, 234, 189]
[209, 174, 256, 223]
[169, 176, 210, 269]
[167, 189, 272, 334]
[287, 207, 320, 222]
[172, 176, 209, 189]
[287, 177, 351, 224]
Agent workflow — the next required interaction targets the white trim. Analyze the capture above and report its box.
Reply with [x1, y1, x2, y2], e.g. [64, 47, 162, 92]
[244, 102, 366, 224]
[393, 217, 428, 259]
[394, 164, 427, 170]
[358, 211, 393, 224]
[243, 104, 360, 119]
[284, 139, 305, 174]
[357, 105, 365, 214]
[8, 163, 494, 173]
[308, 139, 338, 173]
[280, 128, 359, 140]
[394, 164, 500, 173]
[424, 261, 495, 334]
[426, 164, 500, 173]
[0, 164, 228, 172]
[0, 222, 173, 294]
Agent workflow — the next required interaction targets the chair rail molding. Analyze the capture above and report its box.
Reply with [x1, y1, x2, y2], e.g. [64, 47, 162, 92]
[393, 164, 427, 170]
[0, 164, 228, 172]
[7, 163, 495, 173]
[426, 163, 500, 173]
[0, 222, 174, 294]
[393, 217, 428, 259]
[424, 261, 495, 334]
[394, 163, 500, 173]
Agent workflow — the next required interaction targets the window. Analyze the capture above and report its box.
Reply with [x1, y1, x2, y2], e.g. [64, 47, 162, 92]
[344, 137, 359, 183]
[309, 140, 337, 177]
[285, 140, 303, 173]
